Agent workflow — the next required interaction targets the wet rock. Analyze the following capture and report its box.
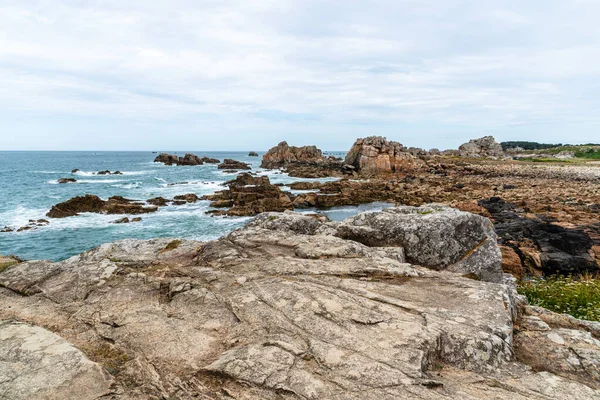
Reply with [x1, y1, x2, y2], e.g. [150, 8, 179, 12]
[71, 169, 79, 173]
[458, 136, 504, 158]
[201, 156, 220, 164]
[131, 217, 142, 222]
[248, 151, 259, 157]
[147, 197, 169, 206]
[47, 194, 158, 218]
[57, 178, 77, 184]
[203, 173, 292, 216]
[173, 194, 199, 203]
[1, 227, 14, 233]
[113, 217, 130, 224]
[154, 153, 209, 166]
[345, 136, 421, 174]
[0, 320, 113, 399]
[217, 159, 252, 170]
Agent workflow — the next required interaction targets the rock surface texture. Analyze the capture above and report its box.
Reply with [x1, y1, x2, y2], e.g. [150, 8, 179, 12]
[345, 136, 421, 174]
[261, 141, 343, 178]
[47, 195, 158, 218]
[458, 136, 505, 158]
[1, 208, 599, 399]
[202, 173, 293, 216]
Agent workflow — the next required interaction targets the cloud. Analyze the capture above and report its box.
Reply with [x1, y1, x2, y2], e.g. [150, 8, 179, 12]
[0, 0, 599, 150]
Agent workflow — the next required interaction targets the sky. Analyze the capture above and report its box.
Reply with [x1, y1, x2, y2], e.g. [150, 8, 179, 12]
[1, 0, 599, 151]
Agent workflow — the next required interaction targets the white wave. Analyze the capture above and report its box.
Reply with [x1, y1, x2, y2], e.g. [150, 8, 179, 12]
[46, 180, 59, 185]
[154, 177, 167, 182]
[112, 182, 142, 189]
[73, 171, 96, 176]
[76, 179, 125, 184]
[33, 170, 60, 174]
[0, 206, 49, 230]
[119, 171, 150, 176]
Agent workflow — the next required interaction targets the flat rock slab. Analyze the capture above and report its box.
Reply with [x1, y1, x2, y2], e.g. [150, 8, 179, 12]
[0, 320, 113, 400]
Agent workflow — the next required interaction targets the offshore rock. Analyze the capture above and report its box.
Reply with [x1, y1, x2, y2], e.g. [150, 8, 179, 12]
[344, 136, 420, 174]
[203, 173, 292, 216]
[217, 159, 252, 170]
[154, 153, 209, 166]
[57, 177, 77, 184]
[0, 210, 598, 399]
[47, 194, 158, 218]
[248, 151, 259, 157]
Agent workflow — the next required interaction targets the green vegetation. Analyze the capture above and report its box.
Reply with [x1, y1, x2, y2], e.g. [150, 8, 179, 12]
[574, 148, 600, 160]
[518, 275, 600, 322]
[518, 158, 572, 163]
[501, 141, 562, 151]
[160, 239, 182, 253]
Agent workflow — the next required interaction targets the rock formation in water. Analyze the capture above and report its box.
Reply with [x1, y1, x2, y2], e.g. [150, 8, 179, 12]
[57, 178, 77, 184]
[46, 195, 158, 218]
[154, 153, 219, 166]
[344, 136, 421, 174]
[202, 172, 293, 216]
[1, 208, 599, 399]
[458, 136, 504, 158]
[217, 159, 252, 171]
[248, 151, 259, 157]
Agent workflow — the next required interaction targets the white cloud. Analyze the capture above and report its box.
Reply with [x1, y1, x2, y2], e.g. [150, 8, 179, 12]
[0, 0, 599, 149]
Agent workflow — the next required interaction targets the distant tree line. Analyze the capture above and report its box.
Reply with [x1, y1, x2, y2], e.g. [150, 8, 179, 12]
[500, 141, 562, 150]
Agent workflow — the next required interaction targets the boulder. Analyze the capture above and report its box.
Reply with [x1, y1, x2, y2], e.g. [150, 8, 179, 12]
[0, 320, 113, 400]
[261, 141, 327, 169]
[57, 178, 77, 184]
[47, 195, 158, 218]
[203, 173, 292, 216]
[0, 211, 598, 399]
[458, 136, 504, 158]
[217, 159, 251, 170]
[201, 156, 220, 164]
[248, 151, 259, 157]
[344, 136, 420, 174]
[71, 169, 80, 173]
[154, 153, 207, 166]
[173, 194, 199, 203]
[147, 197, 169, 206]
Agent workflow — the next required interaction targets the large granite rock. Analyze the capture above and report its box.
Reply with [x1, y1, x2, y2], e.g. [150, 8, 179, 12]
[218, 159, 252, 171]
[202, 173, 293, 216]
[261, 141, 328, 169]
[154, 153, 218, 166]
[47, 195, 158, 218]
[458, 136, 504, 158]
[0, 209, 598, 399]
[0, 320, 113, 399]
[344, 136, 420, 174]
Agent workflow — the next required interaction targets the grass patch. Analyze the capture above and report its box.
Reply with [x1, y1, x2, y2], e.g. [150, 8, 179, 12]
[575, 148, 600, 160]
[418, 209, 435, 215]
[517, 158, 572, 163]
[160, 240, 182, 253]
[518, 275, 600, 322]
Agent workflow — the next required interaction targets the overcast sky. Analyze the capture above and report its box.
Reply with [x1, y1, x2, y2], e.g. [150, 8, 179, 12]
[1, 0, 599, 151]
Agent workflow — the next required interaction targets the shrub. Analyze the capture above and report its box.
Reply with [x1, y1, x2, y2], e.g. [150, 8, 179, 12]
[518, 275, 600, 322]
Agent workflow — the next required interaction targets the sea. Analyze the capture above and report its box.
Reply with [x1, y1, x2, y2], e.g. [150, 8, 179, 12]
[0, 151, 390, 261]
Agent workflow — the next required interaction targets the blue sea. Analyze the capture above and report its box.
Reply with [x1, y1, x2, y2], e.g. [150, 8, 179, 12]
[0, 151, 388, 261]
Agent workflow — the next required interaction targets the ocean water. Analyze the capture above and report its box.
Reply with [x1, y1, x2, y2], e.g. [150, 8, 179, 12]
[0, 151, 389, 261]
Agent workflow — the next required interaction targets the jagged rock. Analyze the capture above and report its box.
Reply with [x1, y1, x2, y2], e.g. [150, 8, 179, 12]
[0, 227, 14, 233]
[57, 178, 76, 184]
[248, 151, 259, 157]
[47, 195, 158, 218]
[261, 141, 328, 169]
[217, 159, 252, 170]
[154, 153, 179, 165]
[173, 194, 199, 203]
[201, 156, 221, 164]
[344, 136, 420, 174]
[458, 136, 504, 158]
[147, 197, 170, 206]
[260, 141, 343, 178]
[0, 321, 113, 400]
[0, 211, 598, 399]
[71, 169, 80, 173]
[154, 153, 207, 166]
[289, 181, 323, 190]
[203, 173, 292, 216]
[112, 217, 130, 224]
[97, 170, 122, 175]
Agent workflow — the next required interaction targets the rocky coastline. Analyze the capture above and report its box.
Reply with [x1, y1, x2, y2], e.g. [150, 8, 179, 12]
[1, 135, 600, 398]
